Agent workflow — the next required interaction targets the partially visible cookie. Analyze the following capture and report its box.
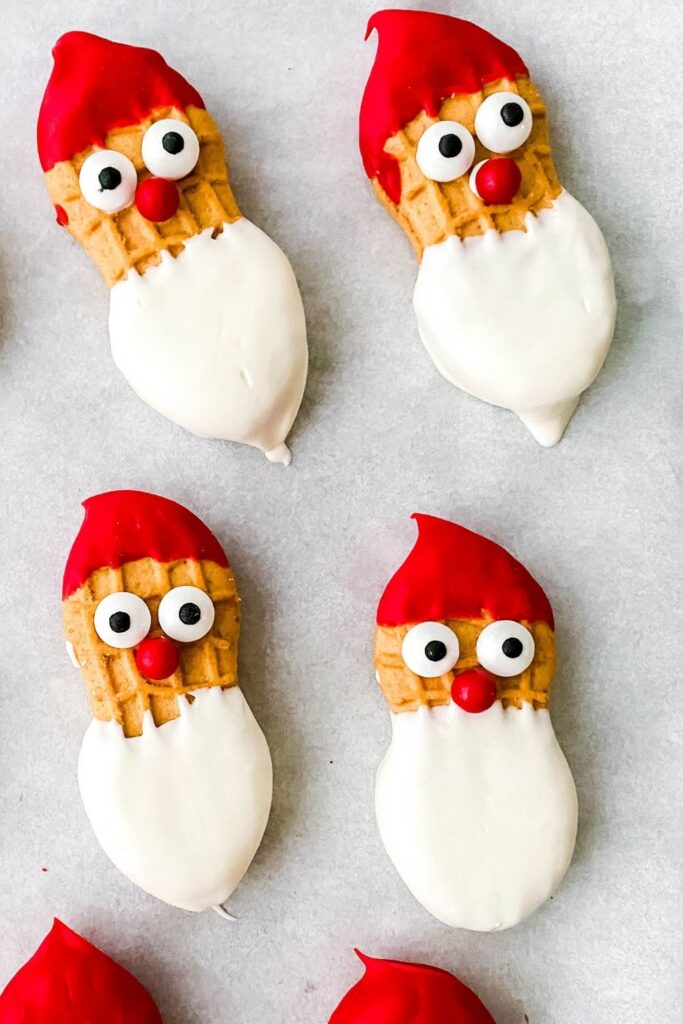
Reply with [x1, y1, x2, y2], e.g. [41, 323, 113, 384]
[329, 952, 496, 1023]
[0, 919, 162, 1023]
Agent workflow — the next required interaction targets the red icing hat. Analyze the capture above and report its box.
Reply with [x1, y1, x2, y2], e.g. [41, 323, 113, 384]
[62, 490, 229, 599]
[0, 919, 162, 1024]
[329, 952, 497, 1024]
[360, 10, 528, 203]
[377, 515, 554, 628]
[37, 31, 205, 171]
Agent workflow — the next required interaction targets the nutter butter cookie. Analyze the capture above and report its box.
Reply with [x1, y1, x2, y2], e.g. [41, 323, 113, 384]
[374, 514, 578, 931]
[360, 9, 616, 446]
[39, 32, 307, 464]
[63, 490, 272, 914]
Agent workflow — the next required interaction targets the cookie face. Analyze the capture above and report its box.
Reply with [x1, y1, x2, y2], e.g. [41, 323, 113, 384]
[329, 952, 497, 1024]
[373, 515, 578, 932]
[64, 555, 239, 738]
[359, 9, 616, 447]
[375, 616, 555, 714]
[374, 75, 561, 258]
[62, 491, 273, 913]
[38, 33, 240, 287]
[360, 10, 561, 257]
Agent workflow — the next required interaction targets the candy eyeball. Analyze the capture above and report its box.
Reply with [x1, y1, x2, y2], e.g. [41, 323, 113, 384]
[402, 621, 460, 677]
[141, 119, 200, 180]
[415, 121, 476, 183]
[476, 620, 535, 677]
[474, 92, 533, 154]
[78, 150, 137, 213]
[94, 592, 152, 649]
[158, 586, 215, 643]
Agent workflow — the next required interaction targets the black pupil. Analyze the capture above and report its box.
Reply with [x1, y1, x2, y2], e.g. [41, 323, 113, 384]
[425, 639, 448, 662]
[438, 133, 463, 159]
[162, 131, 185, 155]
[502, 637, 524, 659]
[98, 166, 122, 191]
[109, 611, 131, 633]
[179, 602, 201, 625]
[500, 102, 524, 127]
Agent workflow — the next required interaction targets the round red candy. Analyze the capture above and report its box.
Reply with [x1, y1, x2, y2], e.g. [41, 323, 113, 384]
[135, 176, 179, 222]
[475, 158, 522, 205]
[135, 636, 180, 679]
[451, 668, 497, 713]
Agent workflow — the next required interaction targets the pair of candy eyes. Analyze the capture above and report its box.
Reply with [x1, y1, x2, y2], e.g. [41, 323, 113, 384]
[79, 118, 200, 214]
[416, 92, 533, 184]
[402, 619, 535, 678]
[93, 586, 215, 649]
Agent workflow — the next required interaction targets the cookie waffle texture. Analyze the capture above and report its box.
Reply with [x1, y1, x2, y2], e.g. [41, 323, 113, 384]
[44, 105, 242, 287]
[378, 77, 562, 259]
[375, 618, 555, 713]
[63, 556, 240, 738]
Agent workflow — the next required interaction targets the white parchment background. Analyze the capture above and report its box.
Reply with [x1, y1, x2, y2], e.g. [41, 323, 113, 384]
[0, 1, 681, 1021]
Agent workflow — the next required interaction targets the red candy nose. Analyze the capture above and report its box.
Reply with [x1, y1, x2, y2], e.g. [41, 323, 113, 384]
[135, 177, 179, 222]
[474, 158, 522, 205]
[451, 668, 497, 714]
[135, 636, 180, 680]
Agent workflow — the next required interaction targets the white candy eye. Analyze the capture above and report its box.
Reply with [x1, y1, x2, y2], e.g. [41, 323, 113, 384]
[142, 119, 200, 180]
[474, 92, 532, 154]
[476, 621, 535, 677]
[94, 592, 151, 649]
[78, 150, 137, 213]
[158, 586, 215, 642]
[415, 121, 475, 182]
[402, 622, 460, 677]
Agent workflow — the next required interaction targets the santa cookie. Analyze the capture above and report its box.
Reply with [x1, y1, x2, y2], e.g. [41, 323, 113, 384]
[0, 920, 162, 1023]
[38, 32, 307, 465]
[63, 490, 272, 913]
[360, 10, 616, 446]
[374, 515, 578, 931]
[329, 952, 496, 1023]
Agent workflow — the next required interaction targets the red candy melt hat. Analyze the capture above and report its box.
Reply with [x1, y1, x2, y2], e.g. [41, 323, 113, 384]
[377, 514, 554, 628]
[62, 490, 229, 599]
[37, 31, 205, 171]
[360, 9, 528, 202]
[329, 952, 497, 1024]
[0, 919, 162, 1024]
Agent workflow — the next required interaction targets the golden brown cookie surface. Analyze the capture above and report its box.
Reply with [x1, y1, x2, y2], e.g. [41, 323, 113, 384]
[64, 554, 240, 738]
[44, 106, 241, 287]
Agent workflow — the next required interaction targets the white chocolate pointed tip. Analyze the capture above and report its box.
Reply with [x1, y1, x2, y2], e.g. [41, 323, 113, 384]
[264, 442, 292, 466]
[212, 904, 237, 921]
[517, 398, 580, 447]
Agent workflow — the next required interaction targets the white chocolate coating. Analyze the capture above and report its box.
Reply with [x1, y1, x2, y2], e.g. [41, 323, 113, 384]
[413, 190, 616, 446]
[78, 685, 273, 912]
[375, 701, 578, 931]
[109, 219, 308, 464]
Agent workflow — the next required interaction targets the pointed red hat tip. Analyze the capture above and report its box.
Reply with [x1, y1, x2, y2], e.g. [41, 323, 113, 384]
[329, 953, 497, 1023]
[62, 490, 229, 599]
[376, 514, 554, 629]
[0, 919, 163, 1024]
[37, 31, 205, 171]
[359, 9, 528, 203]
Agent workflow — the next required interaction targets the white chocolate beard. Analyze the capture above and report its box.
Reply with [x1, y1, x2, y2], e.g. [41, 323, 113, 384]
[375, 702, 578, 932]
[109, 219, 308, 464]
[413, 190, 616, 446]
[78, 686, 273, 913]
